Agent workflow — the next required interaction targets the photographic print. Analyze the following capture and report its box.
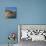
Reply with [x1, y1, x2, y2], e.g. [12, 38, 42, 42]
[5, 7, 16, 18]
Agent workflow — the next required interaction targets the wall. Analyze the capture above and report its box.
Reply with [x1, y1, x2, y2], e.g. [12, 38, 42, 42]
[0, 0, 46, 44]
